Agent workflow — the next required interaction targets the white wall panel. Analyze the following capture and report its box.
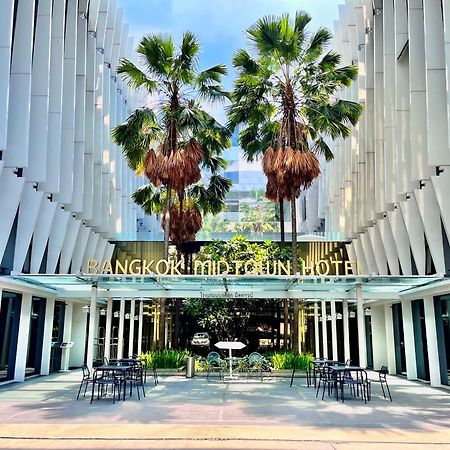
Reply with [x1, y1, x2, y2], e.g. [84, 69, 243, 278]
[0, 0, 15, 153]
[25, 0, 52, 183]
[13, 185, 44, 273]
[30, 198, 57, 273]
[5, 0, 35, 168]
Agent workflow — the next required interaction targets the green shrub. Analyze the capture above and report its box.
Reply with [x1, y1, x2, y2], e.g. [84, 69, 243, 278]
[265, 352, 314, 370]
[140, 349, 192, 369]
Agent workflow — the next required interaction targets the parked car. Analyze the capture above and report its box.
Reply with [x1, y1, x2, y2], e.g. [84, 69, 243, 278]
[191, 332, 210, 347]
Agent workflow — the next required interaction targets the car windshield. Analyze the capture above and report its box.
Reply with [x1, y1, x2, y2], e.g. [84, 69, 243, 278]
[195, 333, 208, 338]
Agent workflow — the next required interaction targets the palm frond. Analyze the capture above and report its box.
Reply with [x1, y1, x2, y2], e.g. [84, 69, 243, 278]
[117, 58, 157, 92]
[312, 136, 334, 161]
[232, 49, 260, 75]
[247, 15, 282, 56]
[132, 184, 165, 215]
[294, 11, 312, 43]
[305, 27, 332, 62]
[111, 107, 161, 170]
[137, 34, 174, 77]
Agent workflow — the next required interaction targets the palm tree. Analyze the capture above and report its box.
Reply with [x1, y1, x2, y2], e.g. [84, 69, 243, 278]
[228, 12, 362, 353]
[113, 32, 230, 349]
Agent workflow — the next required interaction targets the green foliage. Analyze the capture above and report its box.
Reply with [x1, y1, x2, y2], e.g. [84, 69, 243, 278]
[140, 349, 192, 369]
[185, 235, 303, 341]
[265, 351, 314, 370]
[196, 234, 303, 273]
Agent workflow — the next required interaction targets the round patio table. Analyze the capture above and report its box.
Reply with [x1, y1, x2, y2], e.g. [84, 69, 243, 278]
[215, 341, 246, 380]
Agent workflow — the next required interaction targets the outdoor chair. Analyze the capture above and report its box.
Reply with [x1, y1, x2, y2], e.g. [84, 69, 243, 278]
[340, 369, 369, 403]
[206, 352, 224, 381]
[77, 364, 93, 400]
[367, 366, 392, 401]
[90, 369, 122, 404]
[246, 352, 264, 382]
[315, 364, 336, 400]
[128, 364, 146, 400]
[141, 360, 158, 386]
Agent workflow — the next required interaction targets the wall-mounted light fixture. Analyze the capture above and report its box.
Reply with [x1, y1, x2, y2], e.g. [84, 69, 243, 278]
[82, 305, 90, 314]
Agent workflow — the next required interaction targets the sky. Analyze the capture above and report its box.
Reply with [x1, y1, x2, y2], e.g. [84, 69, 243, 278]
[116, 0, 341, 122]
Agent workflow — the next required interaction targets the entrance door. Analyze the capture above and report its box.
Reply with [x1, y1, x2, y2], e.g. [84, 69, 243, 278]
[412, 299, 430, 381]
[0, 291, 22, 381]
[392, 303, 407, 374]
[49, 301, 65, 372]
[25, 297, 46, 377]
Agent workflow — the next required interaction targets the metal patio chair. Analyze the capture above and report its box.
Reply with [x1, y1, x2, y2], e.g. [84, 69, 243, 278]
[76, 364, 94, 399]
[367, 366, 392, 401]
[206, 352, 223, 381]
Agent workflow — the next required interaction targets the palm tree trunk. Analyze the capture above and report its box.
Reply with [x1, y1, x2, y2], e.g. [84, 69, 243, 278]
[293, 298, 299, 354]
[279, 199, 285, 245]
[290, 194, 298, 274]
[163, 186, 171, 259]
[291, 193, 299, 354]
[159, 186, 172, 351]
[283, 300, 289, 350]
[158, 298, 166, 351]
[173, 299, 181, 349]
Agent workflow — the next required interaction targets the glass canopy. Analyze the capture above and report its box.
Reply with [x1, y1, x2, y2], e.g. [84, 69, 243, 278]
[7, 274, 448, 301]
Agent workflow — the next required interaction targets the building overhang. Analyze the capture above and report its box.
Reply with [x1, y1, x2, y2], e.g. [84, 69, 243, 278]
[1, 274, 448, 303]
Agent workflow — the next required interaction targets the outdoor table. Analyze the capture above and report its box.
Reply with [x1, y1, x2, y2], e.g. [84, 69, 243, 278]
[307, 359, 338, 388]
[329, 365, 368, 402]
[215, 341, 246, 380]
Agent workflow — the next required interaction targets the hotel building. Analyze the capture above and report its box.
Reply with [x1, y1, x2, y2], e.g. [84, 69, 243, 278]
[0, 0, 449, 390]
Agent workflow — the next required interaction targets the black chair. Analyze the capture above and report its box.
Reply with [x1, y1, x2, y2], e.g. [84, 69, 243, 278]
[90, 369, 122, 404]
[77, 365, 94, 399]
[316, 364, 337, 400]
[340, 369, 369, 403]
[128, 363, 146, 400]
[367, 366, 392, 401]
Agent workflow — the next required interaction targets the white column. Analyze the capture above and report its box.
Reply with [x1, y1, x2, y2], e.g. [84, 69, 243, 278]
[356, 284, 367, 368]
[137, 300, 143, 355]
[0, 0, 14, 152]
[321, 300, 328, 359]
[104, 297, 113, 361]
[371, 305, 388, 369]
[86, 285, 98, 371]
[423, 296, 442, 387]
[40, 298, 55, 375]
[128, 298, 135, 357]
[330, 301, 338, 361]
[401, 299, 418, 380]
[314, 301, 320, 357]
[117, 297, 125, 359]
[14, 293, 32, 382]
[60, 302, 73, 371]
[342, 299, 350, 362]
[384, 303, 397, 375]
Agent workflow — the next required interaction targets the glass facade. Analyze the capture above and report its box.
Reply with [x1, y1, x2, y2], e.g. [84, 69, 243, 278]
[435, 295, 450, 385]
[0, 291, 21, 382]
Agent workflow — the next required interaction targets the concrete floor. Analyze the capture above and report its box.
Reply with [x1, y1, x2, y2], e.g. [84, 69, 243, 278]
[0, 370, 449, 449]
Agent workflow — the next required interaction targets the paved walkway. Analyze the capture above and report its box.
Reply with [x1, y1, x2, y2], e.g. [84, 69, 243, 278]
[0, 370, 449, 449]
